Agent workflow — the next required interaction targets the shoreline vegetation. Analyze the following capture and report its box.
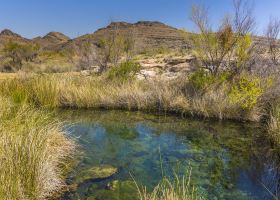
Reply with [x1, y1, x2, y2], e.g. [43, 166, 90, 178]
[1, 70, 279, 137]
[0, 96, 76, 199]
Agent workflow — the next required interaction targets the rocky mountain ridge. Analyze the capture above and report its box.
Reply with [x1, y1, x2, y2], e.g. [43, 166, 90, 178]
[0, 21, 273, 54]
[0, 21, 190, 52]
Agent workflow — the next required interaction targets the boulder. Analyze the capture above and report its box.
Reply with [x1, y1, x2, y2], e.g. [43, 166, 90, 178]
[86, 180, 138, 200]
[76, 165, 118, 183]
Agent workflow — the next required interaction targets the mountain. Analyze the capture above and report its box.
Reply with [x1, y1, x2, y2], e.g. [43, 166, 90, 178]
[0, 29, 23, 38]
[33, 32, 70, 49]
[92, 21, 190, 50]
[0, 21, 272, 56]
[0, 29, 30, 48]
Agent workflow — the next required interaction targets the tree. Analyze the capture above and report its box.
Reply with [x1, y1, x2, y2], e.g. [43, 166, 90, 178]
[190, 0, 255, 75]
[97, 22, 135, 71]
[78, 22, 136, 72]
[79, 38, 97, 70]
[265, 17, 280, 65]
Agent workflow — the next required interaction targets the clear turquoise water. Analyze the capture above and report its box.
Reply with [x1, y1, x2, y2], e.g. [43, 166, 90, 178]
[60, 110, 280, 200]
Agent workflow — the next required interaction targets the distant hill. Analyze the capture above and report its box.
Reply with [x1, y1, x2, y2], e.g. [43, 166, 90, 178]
[0, 21, 272, 55]
[0, 29, 30, 49]
[33, 32, 70, 49]
[0, 21, 191, 54]
[91, 21, 190, 50]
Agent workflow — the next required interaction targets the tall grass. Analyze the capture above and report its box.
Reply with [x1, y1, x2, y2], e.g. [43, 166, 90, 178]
[134, 174, 203, 200]
[0, 97, 76, 199]
[0, 73, 261, 122]
[267, 101, 280, 144]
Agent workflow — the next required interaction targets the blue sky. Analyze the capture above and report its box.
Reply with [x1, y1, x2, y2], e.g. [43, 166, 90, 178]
[0, 0, 279, 39]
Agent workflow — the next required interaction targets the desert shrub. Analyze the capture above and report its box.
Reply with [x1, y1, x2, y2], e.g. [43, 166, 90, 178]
[190, 1, 255, 75]
[189, 70, 230, 90]
[96, 24, 135, 70]
[2, 41, 40, 70]
[229, 76, 271, 110]
[107, 61, 141, 81]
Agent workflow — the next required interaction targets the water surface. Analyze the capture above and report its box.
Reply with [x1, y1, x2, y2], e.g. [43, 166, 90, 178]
[60, 110, 280, 200]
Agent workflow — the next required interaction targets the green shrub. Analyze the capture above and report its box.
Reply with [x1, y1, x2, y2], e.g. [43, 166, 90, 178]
[189, 70, 230, 90]
[108, 61, 141, 81]
[229, 76, 269, 110]
[2, 41, 40, 70]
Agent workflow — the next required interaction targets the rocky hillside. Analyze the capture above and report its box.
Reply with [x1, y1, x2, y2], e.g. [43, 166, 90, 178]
[0, 21, 273, 54]
[33, 32, 70, 49]
[0, 29, 30, 48]
[91, 21, 190, 51]
[0, 21, 191, 53]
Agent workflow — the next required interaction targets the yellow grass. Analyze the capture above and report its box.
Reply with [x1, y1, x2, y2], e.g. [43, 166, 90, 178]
[0, 73, 17, 80]
[0, 97, 76, 199]
[0, 73, 260, 122]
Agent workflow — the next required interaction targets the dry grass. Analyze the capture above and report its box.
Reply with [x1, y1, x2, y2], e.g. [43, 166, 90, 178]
[267, 101, 280, 144]
[0, 97, 76, 199]
[0, 73, 261, 122]
[0, 73, 17, 80]
[134, 173, 203, 200]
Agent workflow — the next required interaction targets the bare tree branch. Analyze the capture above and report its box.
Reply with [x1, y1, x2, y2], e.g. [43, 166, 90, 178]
[265, 17, 280, 64]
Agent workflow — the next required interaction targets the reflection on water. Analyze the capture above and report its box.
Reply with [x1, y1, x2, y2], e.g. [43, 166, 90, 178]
[59, 110, 280, 200]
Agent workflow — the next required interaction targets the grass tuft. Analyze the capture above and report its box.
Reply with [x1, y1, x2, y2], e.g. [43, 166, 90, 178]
[0, 97, 76, 199]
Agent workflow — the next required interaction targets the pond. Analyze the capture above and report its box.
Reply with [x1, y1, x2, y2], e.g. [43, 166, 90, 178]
[59, 110, 280, 200]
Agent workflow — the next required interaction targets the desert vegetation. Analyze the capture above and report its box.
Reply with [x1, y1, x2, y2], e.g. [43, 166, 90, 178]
[1, 0, 280, 199]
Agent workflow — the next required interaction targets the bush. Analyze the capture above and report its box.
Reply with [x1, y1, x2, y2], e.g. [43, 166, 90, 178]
[229, 76, 271, 110]
[108, 61, 141, 81]
[189, 70, 230, 90]
[2, 41, 40, 70]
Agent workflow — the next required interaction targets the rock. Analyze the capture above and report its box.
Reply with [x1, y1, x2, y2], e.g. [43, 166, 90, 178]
[90, 66, 102, 74]
[137, 70, 157, 80]
[80, 70, 91, 76]
[161, 72, 179, 80]
[76, 165, 118, 183]
[164, 57, 188, 65]
[169, 62, 190, 72]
